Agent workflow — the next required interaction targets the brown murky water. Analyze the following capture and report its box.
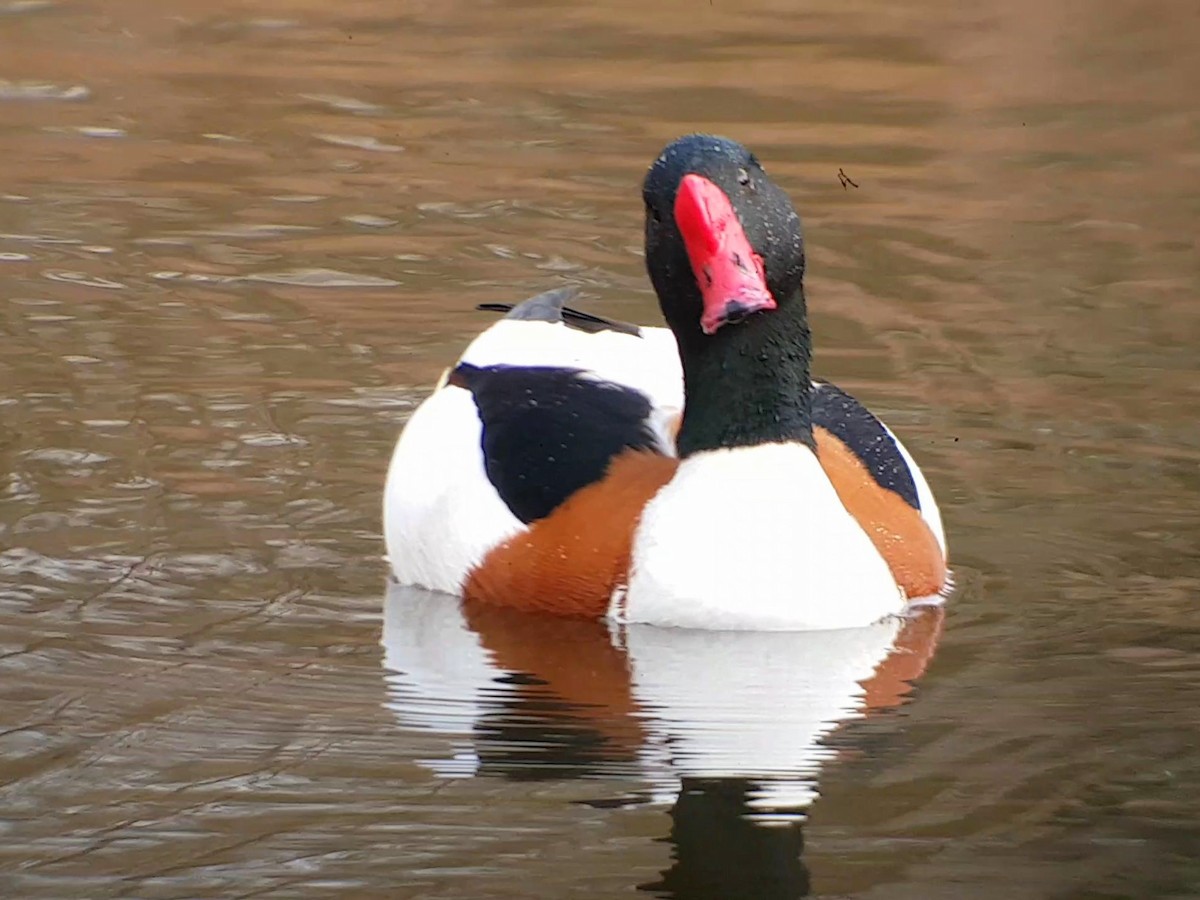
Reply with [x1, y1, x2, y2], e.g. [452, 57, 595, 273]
[2, 0, 1199, 897]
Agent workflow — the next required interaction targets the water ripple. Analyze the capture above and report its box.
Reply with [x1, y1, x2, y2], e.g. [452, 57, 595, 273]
[0, 80, 89, 101]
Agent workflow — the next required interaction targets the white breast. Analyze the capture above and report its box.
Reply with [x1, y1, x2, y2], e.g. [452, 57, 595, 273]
[619, 442, 903, 630]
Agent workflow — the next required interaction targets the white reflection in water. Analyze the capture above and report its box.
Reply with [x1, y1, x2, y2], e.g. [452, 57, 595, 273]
[626, 620, 903, 812]
[381, 584, 520, 777]
[381, 582, 940, 817]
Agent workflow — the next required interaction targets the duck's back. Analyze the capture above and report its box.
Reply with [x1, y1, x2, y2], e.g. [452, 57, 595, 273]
[383, 289, 683, 595]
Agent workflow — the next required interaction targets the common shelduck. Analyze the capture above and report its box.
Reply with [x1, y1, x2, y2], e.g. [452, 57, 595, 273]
[384, 134, 948, 630]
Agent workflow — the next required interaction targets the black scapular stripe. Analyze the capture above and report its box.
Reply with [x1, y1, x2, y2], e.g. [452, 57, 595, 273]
[449, 363, 663, 523]
[811, 382, 921, 509]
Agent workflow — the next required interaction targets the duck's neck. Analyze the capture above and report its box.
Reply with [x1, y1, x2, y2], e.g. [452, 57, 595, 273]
[675, 290, 814, 458]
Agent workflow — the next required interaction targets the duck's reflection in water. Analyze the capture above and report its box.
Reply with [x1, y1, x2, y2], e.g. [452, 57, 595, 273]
[642, 777, 810, 899]
[381, 583, 942, 897]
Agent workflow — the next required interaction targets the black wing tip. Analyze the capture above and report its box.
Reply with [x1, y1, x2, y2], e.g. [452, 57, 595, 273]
[475, 286, 581, 323]
[476, 287, 642, 338]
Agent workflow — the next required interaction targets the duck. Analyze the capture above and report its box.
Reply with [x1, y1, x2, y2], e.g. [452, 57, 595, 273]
[383, 133, 948, 630]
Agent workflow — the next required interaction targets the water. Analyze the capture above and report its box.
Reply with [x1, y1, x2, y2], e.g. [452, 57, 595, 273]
[1, 0, 1198, 896]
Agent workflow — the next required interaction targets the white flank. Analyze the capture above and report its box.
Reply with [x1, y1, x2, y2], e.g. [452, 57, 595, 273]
[621, 442, 903, 630]
[384, 317, 683, 593]
[383, 384, 524, 593]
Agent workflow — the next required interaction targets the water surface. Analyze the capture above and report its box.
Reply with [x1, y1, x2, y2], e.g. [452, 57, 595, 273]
[2, 1, 1199, 897]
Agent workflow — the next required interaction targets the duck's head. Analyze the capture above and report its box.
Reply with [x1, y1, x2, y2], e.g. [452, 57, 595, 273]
[642, 134, 805, 345]
[642, 135, 815, 456]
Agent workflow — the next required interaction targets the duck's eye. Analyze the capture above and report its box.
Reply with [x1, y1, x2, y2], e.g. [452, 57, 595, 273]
[737, 168, 750, 186]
